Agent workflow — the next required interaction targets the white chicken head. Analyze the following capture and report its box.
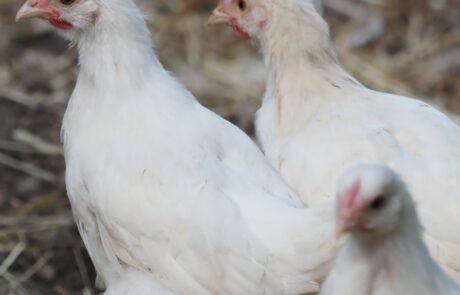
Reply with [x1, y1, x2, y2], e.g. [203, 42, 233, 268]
[208, 0, 267, 40]
[208, 0, 323, 41]
[336, 165, 412, 239]
[16, 0, 99, 33]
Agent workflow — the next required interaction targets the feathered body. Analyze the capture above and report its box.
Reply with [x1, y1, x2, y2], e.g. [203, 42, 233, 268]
[321, 165, 460, 295]
[50, 0, 340, 294]
[104, 268, 174, 295]
[210, 0, 460, 278]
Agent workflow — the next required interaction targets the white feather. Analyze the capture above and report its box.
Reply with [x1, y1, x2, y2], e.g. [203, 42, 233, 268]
[104, 268, 174, 295]
[255, 0, 460, 279]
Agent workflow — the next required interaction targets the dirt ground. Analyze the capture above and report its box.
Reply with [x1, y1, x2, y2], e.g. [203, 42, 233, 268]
[0, 0, 459, 294]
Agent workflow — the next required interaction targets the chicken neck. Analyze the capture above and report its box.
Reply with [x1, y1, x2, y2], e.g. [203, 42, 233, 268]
[258, 3, 363, 128]
[74, 0, 165, 101]
[350, 204, 438, 287]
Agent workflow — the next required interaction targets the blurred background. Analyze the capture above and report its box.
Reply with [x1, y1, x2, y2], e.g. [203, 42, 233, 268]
[0, 0, 459, 294]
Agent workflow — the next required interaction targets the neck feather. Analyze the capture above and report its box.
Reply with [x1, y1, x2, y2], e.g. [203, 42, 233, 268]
[259, 3, 362, 126]
[75, 1, 164, 92]
[346, 202, 459, 293]
[352, 203, 434, 277]
[261, 3, 338, 70]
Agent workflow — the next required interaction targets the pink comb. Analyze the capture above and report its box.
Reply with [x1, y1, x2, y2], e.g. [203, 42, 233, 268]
[342, 179, 361, 217]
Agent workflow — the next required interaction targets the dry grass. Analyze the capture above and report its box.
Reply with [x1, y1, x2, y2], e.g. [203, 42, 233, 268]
[0, 0, 458, 293]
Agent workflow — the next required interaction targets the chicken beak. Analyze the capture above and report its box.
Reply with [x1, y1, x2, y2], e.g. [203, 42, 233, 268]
[208, 7, 230, 26]
[16, 0, 49, 22]
[336, 219, 355, 238]
[336, 222, 347, 238]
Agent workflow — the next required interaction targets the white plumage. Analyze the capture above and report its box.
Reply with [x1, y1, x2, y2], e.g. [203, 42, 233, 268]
[104, 268, 174, 295]
[210, 0, 460, 279]
[17, 0, 341, 294]
[321, 164, 460, 295]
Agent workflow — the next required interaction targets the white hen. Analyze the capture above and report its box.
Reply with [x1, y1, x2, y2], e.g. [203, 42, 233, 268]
[16, 0, 340, 294]
[321, 164, 460, 295]
[209, 0, 460, 279]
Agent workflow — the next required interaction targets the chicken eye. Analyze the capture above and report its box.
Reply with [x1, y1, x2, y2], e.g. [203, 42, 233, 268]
[238, 0, 247, 11]
[370, 195, 386, 210]
[60, 0, 75, 5]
